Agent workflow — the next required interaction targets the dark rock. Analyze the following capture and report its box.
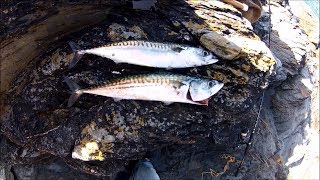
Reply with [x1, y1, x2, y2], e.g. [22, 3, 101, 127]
[1, 0, 318, 179]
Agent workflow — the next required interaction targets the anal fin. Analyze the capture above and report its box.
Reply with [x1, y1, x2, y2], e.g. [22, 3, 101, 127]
[162, 101, 173, 105]
[113, 98, 122, 102]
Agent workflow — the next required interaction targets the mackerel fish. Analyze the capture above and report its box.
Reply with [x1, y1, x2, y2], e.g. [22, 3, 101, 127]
[64, 73, 224, 107]
[68, 41, 219, 69]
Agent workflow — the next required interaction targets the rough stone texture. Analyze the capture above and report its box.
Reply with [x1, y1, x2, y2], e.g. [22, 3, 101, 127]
[0, 4, 115, 100]
[1, 0, 319, 180]
[7, 160, 105, 180]
[253, 1, 319, 180]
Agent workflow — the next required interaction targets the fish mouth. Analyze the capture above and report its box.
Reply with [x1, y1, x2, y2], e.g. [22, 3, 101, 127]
[186, 91, 210, 106]
[186, 81, 224, 106]
[194, 83, 223, 105]
[209, 58, 219, 63]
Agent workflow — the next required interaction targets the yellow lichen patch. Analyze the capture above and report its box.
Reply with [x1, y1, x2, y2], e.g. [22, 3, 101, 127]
[199, 31, 275, 72]
[81, 126, 90, 135]
[192, 1, 261, 40]
[130, 125, 137, 130]
[208, 65, 247, 84]
[108, 31, 119, 42]
[241, 64, 251, 72]
[237, 78, 248, 85]
[64, 52, 74, 63]
[207, 23, 226, 33]
[194, 9, 247, 35]
[215, 73, 230, 84]
[100, 143, 114, 154]
[207, 70, 230, 84]
[224, 35, 276, 72]
[105, 148, 114, 154]
[72, 141, 105, 161]
[224, 88, 251, 106]
[75, 120, 116, 161]
[51, 50, 62, 66]
[107, 23, 147, 41]
[172, 21, 181, 27]
[132, 130, 139, 137]
[42, 49, 71, 75]
[105, 114, 111, 121]
[182, 20, 208, 34]
[168, 31, 178, 36]
[273, 154, 284, 164]
[79, 137, 90, 146]
[201, 154, 239, 179]
[118, 127, 124, 132]
[248, 54, 275, 72]
[226, 67, 242, 76]
[81, 121, 97, 134]
[136, 116, 145, 127]
[226, 67, 250, 84]
[128, 25, 148, 37]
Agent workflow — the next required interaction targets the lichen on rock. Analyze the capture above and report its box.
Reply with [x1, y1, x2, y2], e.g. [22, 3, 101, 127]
[107, 23, 148, 41]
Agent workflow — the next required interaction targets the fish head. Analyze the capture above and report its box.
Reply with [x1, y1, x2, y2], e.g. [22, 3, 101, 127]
[188, 79, 224, 105]
[192, 48, 217, 64]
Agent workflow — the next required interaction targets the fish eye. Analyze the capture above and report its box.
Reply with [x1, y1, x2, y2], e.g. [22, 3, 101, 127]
[208, 81, 215, 87]
[203, 51, 209, 56]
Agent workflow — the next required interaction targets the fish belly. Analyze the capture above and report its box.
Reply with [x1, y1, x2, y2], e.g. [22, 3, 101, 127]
[84, 84, 194, 104]
[113, 48, 187, 68]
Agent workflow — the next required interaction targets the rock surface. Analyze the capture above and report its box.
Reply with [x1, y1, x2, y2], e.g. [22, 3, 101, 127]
[1, 0, 318, 179]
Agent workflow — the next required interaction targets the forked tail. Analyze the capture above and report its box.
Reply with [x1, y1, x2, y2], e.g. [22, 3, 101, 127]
[64, 76, 83, 107]
[69, 41, 84, 69]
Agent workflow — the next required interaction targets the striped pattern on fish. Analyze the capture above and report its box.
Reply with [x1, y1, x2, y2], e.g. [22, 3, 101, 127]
[64, 73, 224, 107]
[68, 40, 219, 69]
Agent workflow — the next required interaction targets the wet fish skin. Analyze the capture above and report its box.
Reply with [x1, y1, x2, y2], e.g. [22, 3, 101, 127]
[64, 73, 224, 107]
[68, 41, 219, 69]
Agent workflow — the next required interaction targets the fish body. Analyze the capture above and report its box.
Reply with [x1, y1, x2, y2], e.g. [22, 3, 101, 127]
[64, 73, 224, 107]
[68, 41, 219, 69]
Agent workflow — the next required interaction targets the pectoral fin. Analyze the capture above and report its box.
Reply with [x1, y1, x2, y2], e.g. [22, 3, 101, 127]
[172, 81, 186, 90]
[162, 101, 173, 105]
[171, 47, 185, 53]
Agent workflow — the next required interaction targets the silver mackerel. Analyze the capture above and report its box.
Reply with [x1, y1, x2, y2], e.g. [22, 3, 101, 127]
[68, 41, 219, 69]
[64, 73, 224, 107]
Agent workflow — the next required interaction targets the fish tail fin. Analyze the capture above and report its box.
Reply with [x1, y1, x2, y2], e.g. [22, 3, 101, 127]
[69, 41, 84, 69]
[64, 76, 83, 107]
